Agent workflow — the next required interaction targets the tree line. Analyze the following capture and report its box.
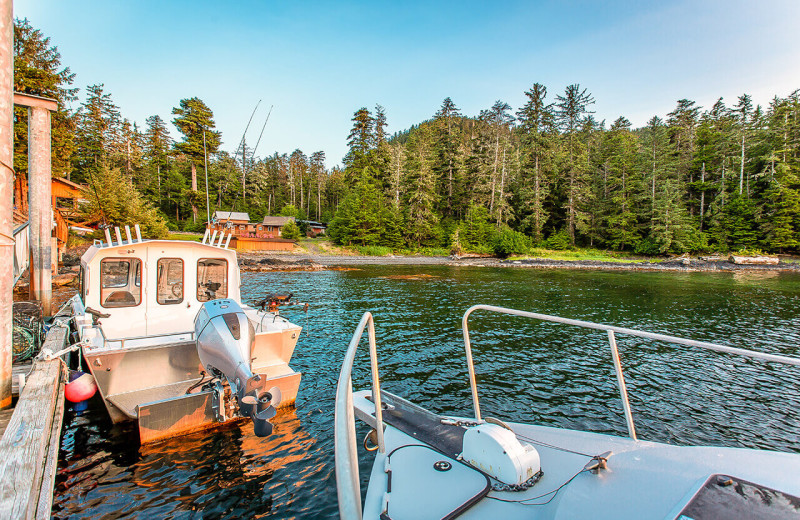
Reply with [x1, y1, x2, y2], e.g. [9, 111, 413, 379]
[12, 19, 800, 254]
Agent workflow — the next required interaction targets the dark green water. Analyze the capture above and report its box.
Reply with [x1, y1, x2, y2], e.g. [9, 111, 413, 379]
[53, 266, 800, 519]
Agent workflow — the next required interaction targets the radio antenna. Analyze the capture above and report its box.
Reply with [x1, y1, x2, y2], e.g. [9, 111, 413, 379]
[251, 105, 274, 159]
[238, 100, 261, 203]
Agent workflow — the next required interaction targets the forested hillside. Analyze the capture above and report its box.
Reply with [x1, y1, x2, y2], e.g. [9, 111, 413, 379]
[13, 19, 800, 254]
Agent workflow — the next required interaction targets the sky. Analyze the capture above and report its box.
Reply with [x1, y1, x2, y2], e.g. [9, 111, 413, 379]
[15, 0, 800, 168]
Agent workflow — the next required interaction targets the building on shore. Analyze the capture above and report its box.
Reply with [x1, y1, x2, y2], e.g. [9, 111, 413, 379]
[207, 212, 296, 251]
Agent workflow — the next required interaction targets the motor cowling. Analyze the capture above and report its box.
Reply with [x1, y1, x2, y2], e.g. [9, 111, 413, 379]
[194, 299, 279, 436]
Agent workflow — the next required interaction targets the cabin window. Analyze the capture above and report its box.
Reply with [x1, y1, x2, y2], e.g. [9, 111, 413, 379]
[157, 258, 184, 305]
[100, 258, 142, 308]
[197, 258, 228, 302]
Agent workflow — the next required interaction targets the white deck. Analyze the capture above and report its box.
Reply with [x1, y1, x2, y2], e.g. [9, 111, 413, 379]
[354, 390, 800, 520]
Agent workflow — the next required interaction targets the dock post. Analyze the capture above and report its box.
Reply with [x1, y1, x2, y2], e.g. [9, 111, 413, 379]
[0, 0, 14, 409]
[27, 103, 53, 316]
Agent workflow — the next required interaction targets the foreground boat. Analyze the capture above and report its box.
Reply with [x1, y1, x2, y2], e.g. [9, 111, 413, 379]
[68, 225, 303, 443]
[335, 305, 800, 519]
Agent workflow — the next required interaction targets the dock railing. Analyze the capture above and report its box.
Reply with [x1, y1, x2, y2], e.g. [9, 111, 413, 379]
[462, 304, 800, 441]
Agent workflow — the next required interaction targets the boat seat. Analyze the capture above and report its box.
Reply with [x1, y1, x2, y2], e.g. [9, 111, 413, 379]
[104, 290, 137, 306]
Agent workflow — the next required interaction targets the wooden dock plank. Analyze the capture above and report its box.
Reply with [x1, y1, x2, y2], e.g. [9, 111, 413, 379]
[35, 363, 65, 520]
[13, 361, 33, 396]
[0, 325, 68, 520]
[0, 408, 14, 437]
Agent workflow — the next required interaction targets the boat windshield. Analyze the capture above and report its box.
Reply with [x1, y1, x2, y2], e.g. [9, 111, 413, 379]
[100, 258, 142, 308]
[197, 258, 228, 302]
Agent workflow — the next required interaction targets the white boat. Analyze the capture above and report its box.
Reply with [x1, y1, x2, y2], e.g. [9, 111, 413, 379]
[67, 225, 303, 443]
[334, 305, 800, 519]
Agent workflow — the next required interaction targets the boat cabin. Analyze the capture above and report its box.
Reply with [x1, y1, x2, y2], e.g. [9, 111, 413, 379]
[80, 236, 240, 340]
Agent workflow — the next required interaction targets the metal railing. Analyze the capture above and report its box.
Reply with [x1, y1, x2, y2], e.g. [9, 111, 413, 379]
[463, 304, 800, 440]
[335, 312, 385, 520]
[12, 221, 29, 284]
[334, 304, 800, 518]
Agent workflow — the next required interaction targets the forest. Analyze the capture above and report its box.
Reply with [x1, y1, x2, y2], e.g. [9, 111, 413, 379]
[12, 19, 800, 255]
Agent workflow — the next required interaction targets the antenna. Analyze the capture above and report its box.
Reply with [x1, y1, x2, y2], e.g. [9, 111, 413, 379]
[236, 100, 261, 155]
[251, 105, 274, 159]
[238, 100, 261, 204]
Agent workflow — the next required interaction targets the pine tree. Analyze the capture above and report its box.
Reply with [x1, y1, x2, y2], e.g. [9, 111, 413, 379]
[309, 151, 326, 221]
[344, 107, 374, 181]
[404, 124, 440, 247]
[73, 84, 122, 181]
[172, 97, 221, 222]
[554, 85, 595, 244]
[433, 97, 462, 217]
[515, 84, 556, 241]
[733, 94, 754, 196]
[604, 117, 641, 250]
[143, 115, 172, 205]
[13, 18, 77, 179]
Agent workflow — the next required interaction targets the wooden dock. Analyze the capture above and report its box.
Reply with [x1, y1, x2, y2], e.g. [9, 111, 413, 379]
[0, 325, 68, 519]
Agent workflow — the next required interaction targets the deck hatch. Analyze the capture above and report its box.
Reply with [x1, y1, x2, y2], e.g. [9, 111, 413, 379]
[676, 474, 800, 520]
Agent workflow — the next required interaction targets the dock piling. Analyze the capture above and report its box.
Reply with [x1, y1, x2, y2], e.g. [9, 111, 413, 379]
[0, 0, 14, 410]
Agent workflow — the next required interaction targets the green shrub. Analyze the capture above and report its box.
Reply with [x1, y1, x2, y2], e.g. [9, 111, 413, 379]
[280, 220, 302, 241]
[355, 245, 392, 256]
[492, 228, 531, 258]
[542, 229, 571, 250]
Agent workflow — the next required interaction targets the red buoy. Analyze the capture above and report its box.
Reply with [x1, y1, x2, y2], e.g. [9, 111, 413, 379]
[65, 371, 97, 403]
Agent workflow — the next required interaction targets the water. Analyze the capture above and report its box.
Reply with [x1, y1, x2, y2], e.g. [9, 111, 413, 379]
[53, 266, 800, 519]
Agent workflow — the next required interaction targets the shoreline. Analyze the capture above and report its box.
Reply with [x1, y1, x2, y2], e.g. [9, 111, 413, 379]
[236, 251, 800, 273]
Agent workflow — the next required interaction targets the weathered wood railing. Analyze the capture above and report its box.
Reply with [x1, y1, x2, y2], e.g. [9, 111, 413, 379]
[0, 324, 68, 519]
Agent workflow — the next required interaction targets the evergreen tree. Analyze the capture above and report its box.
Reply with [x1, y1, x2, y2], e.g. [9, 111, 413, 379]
[13, 18, 77, 179]
[403, 124, 440, 246]
[433, 97, 462, 217]
[515, 83, 556, 238]
[143, 115, 172, 205]
[172, 97, 222, 222]
[555, 84, 595, 244]
[603, 117, 641, 250]
[344, 107, 375, 180]
[73, 84, 122, 181]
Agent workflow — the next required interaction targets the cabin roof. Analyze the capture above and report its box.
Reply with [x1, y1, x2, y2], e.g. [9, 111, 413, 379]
[214, 211, 250, 222]
[262, 216, 295, 226]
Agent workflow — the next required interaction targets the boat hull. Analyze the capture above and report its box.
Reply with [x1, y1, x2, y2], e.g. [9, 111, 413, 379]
[83, 328, 302, 443]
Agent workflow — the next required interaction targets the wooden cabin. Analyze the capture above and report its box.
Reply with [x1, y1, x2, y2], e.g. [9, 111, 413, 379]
[206, 213, 297, 251]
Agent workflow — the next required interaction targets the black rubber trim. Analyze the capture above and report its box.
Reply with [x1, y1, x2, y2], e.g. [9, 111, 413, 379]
[370, 391, 467, 459]
[381, 444, 491, 520]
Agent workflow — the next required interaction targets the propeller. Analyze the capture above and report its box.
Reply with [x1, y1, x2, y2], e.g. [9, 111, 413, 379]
[240, 386, 282, 437]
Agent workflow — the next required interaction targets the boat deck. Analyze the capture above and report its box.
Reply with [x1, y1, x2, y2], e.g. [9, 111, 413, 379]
[354, 390, 800, 520]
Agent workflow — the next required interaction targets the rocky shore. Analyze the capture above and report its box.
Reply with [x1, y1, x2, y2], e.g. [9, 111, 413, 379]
[236, 251, 800, 273]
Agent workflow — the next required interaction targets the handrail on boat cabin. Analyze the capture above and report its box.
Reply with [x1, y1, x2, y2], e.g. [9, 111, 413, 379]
[462, 304, 800, 441]
[335, 311, 385, 520]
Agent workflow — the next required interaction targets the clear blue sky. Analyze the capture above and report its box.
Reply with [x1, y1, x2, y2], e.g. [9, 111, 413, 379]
[15, 0, 800, 168]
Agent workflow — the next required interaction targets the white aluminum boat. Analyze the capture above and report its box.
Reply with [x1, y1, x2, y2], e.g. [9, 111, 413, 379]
[334, 305, 800, 519]
[68, 225, 303, 443]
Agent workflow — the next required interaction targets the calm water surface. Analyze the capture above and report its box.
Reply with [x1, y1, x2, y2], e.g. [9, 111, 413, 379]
[53, 266, 800, 519]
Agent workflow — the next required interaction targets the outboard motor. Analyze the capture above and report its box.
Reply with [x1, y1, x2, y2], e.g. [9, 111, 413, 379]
[194, 299, 280, 436]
